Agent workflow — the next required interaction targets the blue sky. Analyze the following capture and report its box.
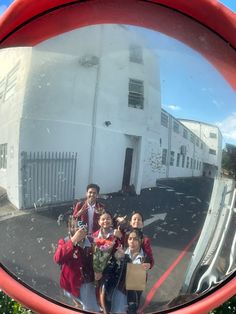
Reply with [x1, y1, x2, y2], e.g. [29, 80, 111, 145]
[1, 0, 236, 146]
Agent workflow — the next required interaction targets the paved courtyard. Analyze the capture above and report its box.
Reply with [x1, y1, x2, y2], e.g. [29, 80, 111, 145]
[0, 177, 213, 312]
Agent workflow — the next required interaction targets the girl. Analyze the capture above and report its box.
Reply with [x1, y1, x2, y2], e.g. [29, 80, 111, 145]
[111, 228, 151, 314]
[54, 215, 100, 312]
[129, 211, 154, 269]
[93, 211, 121, 314]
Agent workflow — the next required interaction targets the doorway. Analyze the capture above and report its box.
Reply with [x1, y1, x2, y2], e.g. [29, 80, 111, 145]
[122, 147, 133, 190]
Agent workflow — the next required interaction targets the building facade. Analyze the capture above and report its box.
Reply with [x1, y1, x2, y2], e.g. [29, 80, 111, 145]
[0, 25, 222, 209]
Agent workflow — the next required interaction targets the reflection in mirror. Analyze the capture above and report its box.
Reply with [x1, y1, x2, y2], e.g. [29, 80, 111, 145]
[0, 20, 236, 313]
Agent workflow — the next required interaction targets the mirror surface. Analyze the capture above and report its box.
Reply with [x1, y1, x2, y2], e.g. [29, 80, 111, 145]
[0, 5, 236, 313]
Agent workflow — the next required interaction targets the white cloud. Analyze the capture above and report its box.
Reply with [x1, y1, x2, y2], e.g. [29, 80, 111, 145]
[0, 5, 8, 16]
[165, 104, 181, 111]
[216, 112, 236, 141]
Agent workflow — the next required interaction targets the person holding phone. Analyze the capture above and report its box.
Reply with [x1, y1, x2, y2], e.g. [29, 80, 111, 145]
[54, 216, 100, 312]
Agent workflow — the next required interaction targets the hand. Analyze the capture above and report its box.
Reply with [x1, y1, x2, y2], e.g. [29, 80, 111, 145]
[77, 207, 87, 217]
[142, 263, 151, 271]
[114, 227, 122, 239]
[115, 245, 125, 260]
[71, 228, 87, 245]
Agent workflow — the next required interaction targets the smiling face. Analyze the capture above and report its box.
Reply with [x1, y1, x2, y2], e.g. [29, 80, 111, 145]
[130, 213, 143, 229]
[98, 213, 112, 229]
[86, 187, 98, 204]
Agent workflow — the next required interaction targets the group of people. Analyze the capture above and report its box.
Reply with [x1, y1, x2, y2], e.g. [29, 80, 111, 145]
[54, 183, 154, 314]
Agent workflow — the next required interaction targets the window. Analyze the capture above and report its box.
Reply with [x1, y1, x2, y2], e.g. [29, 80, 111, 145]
[0, 143, 7, 169]
[0, 77, 6, 101]
[183, 128, 188, 139]
[190, 133, 195, 143]
[200, 142, 203, 149]
[190, 158, 193, 169]
[161, 112, 169, 127]
[209, 149, 216, 155]
[176, 153, 180, 167]
[5, 62, 20, 101]
[173, 121, 179, 133]
[170, 151, 175, 166]
[182, 155, 185, 168]
[209, 132, 217, 139]
[129, 45, 143, 64]
[194, 159, 196, 169]
[128, 78, 144, 109]
[196, 138, 199, 147]
[186, 156, 190, 168]
[162, 149, 167, 165]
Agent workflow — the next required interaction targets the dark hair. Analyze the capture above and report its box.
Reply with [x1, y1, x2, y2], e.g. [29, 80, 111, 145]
[86, 183, 100, 194]
[127, 228, 144, 242]
[99, 210, 113, 220]
[130, 211, 144, 222]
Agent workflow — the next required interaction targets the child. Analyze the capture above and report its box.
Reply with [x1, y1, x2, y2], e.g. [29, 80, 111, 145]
[93, 211, 121, 314]
[129, 211, 154, 269]
[111, 228, 151, 314]
[54, 215, 100, 312]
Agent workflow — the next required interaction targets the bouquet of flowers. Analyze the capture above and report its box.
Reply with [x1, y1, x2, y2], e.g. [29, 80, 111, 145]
[93, 238, 114, 275]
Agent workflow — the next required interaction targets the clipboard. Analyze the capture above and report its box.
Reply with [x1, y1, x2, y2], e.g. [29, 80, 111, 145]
[125, 263, 146, 291]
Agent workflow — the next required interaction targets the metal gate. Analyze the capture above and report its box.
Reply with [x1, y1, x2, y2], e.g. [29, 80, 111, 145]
[21, 151, 77, 209]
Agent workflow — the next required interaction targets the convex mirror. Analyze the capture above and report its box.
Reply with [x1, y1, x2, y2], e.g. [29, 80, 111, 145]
[0, 1, 235, 314]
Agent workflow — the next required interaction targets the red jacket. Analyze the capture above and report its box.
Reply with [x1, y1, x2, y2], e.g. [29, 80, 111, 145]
[54, 237, 94, 297]
[143, 236, 155, 269]
[73, 200, 105, 233]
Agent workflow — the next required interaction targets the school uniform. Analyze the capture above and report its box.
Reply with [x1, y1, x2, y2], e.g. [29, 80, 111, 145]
[54, 236, 99, 312]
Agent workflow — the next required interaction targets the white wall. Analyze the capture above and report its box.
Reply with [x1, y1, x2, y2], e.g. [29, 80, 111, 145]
[0, 25, 222, 209]
[19, 25, 161, 201]
[0, 47, 32, 207]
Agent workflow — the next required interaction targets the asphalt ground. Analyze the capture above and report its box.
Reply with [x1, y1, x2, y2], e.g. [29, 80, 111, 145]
[0, 177, 214, 313]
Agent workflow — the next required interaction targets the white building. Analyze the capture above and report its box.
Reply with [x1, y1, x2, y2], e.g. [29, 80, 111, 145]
[0, 24, 222, 209]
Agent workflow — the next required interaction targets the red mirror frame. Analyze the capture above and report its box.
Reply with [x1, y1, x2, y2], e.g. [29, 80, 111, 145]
[0, 1, 235, 313]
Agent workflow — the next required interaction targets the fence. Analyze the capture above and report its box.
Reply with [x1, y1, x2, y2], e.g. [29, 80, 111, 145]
[21, 151, 77, 209]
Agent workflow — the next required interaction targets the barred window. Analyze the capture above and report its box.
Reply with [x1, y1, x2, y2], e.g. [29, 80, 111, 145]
[186, 156, 190, 168]
[209, 149, 216, 155]
[161, 112, 169, 127]
[209, 132, 217, 139]
[129, 45, 143, 64]
[170, 151, 175, 166]
[190, 133, 195, 144]
[173, 121, 179, 133]
[162, 148, 167, 165]
[0, 143, 7, 169]
[182, 155, 185, 168]
[183, 128, 188, 139]
[0, 77, 6, 101]
[5, 62, 20, 101]
[176, 153, 180, 167]
[128, 79, 144, 109]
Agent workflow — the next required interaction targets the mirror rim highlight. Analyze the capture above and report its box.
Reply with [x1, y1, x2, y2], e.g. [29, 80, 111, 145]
[0, 0, 236, 313]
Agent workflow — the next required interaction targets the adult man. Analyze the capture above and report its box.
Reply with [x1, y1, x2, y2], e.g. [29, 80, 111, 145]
[73, 183, 105, 234]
